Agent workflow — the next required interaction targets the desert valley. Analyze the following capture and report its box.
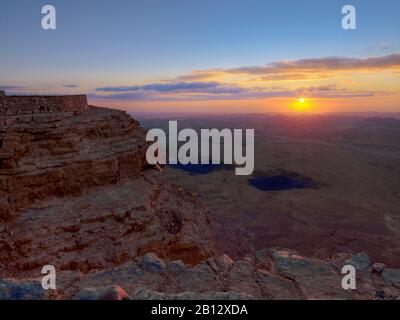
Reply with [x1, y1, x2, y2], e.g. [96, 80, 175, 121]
[139, 113, 400, 266]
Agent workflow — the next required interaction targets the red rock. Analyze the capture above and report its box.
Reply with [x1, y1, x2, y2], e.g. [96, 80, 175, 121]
[0, 104, 216, 279]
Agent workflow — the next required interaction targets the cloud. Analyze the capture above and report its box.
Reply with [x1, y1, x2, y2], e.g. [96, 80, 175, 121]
[63, 84, 79, 88]
[294, 85, 375, 98]
[96, 85, 140, 92]
[226, 54, 400, 75]
[173, 70, 222, 82]
[257, 73, 316, 81]
[96, 81, 245, 95]
[90, 83, 378, 101]
[90, 54, 399, 102]
[89, 92, 149, 100]
[169, 54, 400, 82]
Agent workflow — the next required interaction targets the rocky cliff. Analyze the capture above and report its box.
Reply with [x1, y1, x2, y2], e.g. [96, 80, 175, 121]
[0, 104, 216, 280]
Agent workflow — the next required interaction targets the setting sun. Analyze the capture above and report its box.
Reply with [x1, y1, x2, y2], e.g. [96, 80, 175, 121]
[289, 97, 313, 112]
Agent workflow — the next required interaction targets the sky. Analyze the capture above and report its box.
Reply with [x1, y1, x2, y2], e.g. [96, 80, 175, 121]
[1, 0, 400, 113]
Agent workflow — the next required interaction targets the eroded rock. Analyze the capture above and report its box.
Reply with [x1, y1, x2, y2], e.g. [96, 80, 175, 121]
[0, 107, 216, 279]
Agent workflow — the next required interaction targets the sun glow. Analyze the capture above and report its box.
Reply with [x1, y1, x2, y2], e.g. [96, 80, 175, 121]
[290, 97, 312, 112]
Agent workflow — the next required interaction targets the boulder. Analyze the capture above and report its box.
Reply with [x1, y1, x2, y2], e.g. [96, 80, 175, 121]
[271, 249, 351, 299]
[216, 254, 234, 271]
[344, 253, 371, 271]
[139, 253, 166, 273]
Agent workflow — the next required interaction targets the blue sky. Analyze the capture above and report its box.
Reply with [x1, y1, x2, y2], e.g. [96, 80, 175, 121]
[1, 0, 399, 112]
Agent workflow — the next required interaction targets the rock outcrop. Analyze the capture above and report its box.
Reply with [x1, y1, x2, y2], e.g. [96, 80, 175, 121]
[2, 249, 399, 300]
[0, 103, 216, 280]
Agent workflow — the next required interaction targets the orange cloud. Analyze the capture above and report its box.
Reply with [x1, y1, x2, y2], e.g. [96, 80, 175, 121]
[225, 54, 400, 75]
[172, 54, 400, 83]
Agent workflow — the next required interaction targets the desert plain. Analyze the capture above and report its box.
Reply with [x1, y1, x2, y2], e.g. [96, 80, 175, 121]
[139, 113, 400, 266]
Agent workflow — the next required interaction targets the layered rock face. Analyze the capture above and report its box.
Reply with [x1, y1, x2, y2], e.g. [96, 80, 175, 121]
[0, 106, 147, 217]
[0, 104, 216, 279]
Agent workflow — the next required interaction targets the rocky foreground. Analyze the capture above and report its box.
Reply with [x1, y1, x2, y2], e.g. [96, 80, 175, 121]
[1, 249, 400, 300]
[0, 105, 399, 300]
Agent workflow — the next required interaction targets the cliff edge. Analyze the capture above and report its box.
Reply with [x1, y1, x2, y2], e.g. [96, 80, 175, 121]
[0, 95, 216, 279]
